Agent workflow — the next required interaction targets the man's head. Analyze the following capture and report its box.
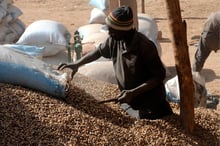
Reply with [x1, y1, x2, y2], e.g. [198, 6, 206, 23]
[105, 6, 134, 40]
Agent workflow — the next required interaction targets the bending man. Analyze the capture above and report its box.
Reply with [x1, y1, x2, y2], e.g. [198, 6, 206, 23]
[193, 11, 220, 72]
[58, 6, 173, 119]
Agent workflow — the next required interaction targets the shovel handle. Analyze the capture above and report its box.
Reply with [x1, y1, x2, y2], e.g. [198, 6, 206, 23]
[98, 98, 118, 104]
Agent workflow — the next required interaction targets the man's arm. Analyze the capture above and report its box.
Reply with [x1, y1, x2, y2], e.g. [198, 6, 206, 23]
[74, 48, 102, 67]
[57, 48, 102, 79]
[117, 78, 162, 104]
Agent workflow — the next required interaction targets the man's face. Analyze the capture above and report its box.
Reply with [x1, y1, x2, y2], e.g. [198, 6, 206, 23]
[108, 27, 126, 41]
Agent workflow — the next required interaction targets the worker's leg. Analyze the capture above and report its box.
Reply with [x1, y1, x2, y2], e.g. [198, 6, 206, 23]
[192, 37, 212, 72]
[192, 12, 220, 72]
[139, 100, 173, 120]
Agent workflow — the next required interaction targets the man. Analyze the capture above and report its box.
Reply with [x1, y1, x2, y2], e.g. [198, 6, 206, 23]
[192, 11, 220, 72]
[58, 6, 173, 119]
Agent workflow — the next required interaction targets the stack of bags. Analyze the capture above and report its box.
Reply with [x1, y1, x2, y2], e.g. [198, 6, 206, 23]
[0, 1, 71, 98]
[0, 0, 25, 44]
[0, 45, 69, 98]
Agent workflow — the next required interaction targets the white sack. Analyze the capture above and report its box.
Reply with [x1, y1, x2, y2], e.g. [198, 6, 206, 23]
[138, 13, 161, 57]
[0, 0, 12, 9]
[82, 32, 108, 47]
[0, 6, 7, 21]
[16, 20, 71, 57]
[8, 19, 26, 36]
[2, 13, 14, 23]
[0, 32, 5, 42]
[78, 24, 108, 47]
[34, 43, 67, 57]
[165, 76, 180, 103]
[78, 24, 106, 39]
[0, 45, 69, 98]
[78, 61, 117, 84]
[89, 8, 106, 24]
[4, 32, 17, 43]
[89, 0, 107, 10]
[0, 24, 10, 34]
[3, 44, 45, 58]
[0, 20, 25, 43]
[7, 4, 23, 21]
[165, 73, 207, 107]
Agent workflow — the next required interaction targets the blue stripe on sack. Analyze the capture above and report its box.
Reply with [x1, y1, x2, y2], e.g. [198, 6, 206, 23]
[0, 62, 66, 98]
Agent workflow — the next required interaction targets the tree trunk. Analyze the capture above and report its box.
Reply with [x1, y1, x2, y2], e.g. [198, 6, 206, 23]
[141, 0, 145, 13]
[165, 0, 195, 133]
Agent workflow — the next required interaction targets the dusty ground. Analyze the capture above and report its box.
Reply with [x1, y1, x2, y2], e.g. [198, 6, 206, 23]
[1, 0, 219, 145]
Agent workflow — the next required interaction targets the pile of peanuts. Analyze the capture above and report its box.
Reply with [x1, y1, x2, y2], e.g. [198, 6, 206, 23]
[0, 73, 219, 145]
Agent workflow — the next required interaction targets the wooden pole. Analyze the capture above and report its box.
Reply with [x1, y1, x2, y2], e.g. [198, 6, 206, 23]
[141, 0, 145, 13]
[108, 0, 119, 13]
[165, 0, 195, 133]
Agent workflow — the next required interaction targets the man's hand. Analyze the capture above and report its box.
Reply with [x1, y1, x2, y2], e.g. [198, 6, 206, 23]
[98, 90, 134, 104]
[57, 63, 78, 80]
[117, 90, 134, 104]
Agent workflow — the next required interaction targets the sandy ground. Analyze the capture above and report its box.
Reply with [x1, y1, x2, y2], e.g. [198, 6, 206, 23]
[13, 0, 219, 107]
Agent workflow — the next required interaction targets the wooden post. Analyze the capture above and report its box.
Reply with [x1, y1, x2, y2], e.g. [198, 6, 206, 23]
[108, 0, 119, 13]
[165, 0, 195, 133]
[141, 0, 145, 13]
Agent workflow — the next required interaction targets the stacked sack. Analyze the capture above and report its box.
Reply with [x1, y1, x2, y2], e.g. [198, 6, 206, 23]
[0, 0, 25, 44]
[0, 45, 69, 98]
[0, 1, 71, 98]
[16, 20, 71, 58]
